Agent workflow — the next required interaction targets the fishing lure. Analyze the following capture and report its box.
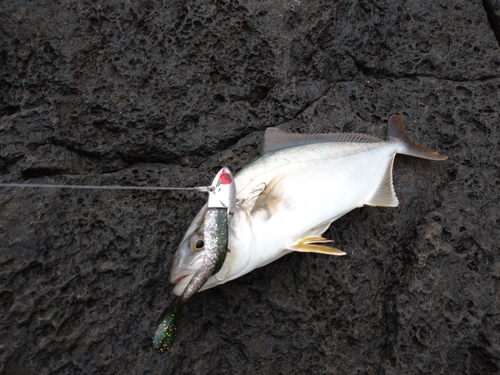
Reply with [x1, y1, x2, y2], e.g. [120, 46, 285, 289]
[152, 167, 236, 353]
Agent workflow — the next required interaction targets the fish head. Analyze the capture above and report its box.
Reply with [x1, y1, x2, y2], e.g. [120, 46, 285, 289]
[170, 202, 255, 297]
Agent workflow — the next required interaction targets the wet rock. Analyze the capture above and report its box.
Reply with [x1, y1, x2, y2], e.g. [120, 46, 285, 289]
[1, 0, 499, 373]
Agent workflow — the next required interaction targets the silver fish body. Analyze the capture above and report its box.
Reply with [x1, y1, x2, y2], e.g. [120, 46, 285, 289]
[170, 115, 448, 296]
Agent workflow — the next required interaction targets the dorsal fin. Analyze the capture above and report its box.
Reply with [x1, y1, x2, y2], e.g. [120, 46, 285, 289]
[263, 128, 383, 154]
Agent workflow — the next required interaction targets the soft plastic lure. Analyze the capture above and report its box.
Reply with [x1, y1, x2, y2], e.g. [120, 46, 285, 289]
[153, 167, 235, 353]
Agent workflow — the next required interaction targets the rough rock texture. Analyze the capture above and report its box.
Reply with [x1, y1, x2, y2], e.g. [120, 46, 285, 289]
[1, 0, 499, 374]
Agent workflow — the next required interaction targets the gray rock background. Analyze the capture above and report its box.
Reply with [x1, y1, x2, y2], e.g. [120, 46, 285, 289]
[1, 0, 499, 373]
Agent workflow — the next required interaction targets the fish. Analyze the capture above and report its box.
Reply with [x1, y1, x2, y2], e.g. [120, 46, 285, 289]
[153, 167, 235, 352]
[170, 114, 448, 297]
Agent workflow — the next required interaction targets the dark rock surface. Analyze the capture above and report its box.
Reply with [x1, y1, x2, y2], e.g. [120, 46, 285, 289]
[1, 0, 499, 373]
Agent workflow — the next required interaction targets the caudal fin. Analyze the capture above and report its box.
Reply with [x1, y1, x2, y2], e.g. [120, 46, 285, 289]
[387, 115, 448, 161]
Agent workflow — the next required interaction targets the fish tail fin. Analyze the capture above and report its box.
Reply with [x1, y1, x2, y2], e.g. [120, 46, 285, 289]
[387, 115, 448, 161]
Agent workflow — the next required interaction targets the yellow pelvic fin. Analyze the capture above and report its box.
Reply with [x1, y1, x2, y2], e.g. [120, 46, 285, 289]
[250, 174, 286, 219]
[287, 236, 346, 256]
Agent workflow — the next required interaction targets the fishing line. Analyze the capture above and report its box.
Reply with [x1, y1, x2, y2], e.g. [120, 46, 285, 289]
[0, 182, 212, 192]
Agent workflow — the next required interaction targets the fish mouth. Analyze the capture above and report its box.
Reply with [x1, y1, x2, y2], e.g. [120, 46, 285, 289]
[169, 260, 201, 287]
[171, 273, 196, 296]
[170, 274, 187, 285]
[169, 251, 204, 285]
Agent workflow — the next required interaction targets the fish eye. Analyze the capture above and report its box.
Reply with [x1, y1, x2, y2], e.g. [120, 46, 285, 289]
[190, 235, 205, 252]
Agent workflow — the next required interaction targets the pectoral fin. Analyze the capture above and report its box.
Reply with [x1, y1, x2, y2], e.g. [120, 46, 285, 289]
[287, 236, 346, 256]
[250, 174, 286, 219]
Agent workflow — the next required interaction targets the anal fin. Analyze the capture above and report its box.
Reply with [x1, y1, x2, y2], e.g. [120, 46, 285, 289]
[366, 155, 399, 207]
[287, 236, 346, 256]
